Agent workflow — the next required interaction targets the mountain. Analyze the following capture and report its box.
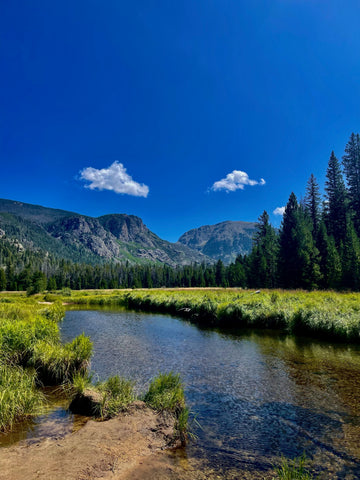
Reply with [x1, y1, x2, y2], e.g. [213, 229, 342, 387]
[178, 220, 257, 264]
[0, 199, 209, 267]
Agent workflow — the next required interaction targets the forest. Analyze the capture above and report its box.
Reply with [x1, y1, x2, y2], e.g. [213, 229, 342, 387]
[1, 133, 360, 293]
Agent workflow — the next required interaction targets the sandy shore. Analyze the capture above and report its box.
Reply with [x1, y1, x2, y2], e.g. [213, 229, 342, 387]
[0, 402, 221, 480]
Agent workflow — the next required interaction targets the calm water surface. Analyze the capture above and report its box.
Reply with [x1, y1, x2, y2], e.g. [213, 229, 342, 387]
[58, 308, 360, 479]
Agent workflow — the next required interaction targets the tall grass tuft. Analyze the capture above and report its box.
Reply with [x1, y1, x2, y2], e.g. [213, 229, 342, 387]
[0, 362, 44, 431]
[95, 375, 135, 418]
[144, 372, 191, 445]
[31, 333, 93, 384]
[144, 372, 185, 413]
[272, 455, 314, 480]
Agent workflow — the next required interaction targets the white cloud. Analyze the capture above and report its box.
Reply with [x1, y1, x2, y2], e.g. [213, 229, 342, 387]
[79, 161, 149, 197]
[273, 206, 286, 216]
[211, 170, 266, 192]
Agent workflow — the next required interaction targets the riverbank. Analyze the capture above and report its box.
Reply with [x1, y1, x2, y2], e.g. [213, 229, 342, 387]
[0, 401, 181, 480]
[55, 288, 360, 342]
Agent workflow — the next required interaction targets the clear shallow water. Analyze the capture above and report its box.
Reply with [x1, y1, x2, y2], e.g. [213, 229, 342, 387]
[58, 308, 360, 479]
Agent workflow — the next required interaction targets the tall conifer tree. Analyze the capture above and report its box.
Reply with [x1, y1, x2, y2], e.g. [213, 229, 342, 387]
[342, 133, 360, 234]
[324, 151, 347, 247]
[304, 173, 321, 237]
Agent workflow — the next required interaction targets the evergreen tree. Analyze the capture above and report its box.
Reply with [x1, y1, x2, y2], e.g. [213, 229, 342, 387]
[316, 222, 342, 289]
[278, 193, 321, 289]
[215, 259, 227, 287]
[324, 151, 347, 247]
[341, 221, 360, 290]
[342, 133, 360, 234]
[0, 268, 6, 291]
[248, 211, 278, 287]
[304, 173, 321, 237]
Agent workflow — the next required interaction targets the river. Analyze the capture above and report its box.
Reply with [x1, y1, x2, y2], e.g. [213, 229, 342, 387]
[3, 307, 360, 478]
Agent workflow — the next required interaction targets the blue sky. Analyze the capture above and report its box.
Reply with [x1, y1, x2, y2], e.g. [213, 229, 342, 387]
[1, 1, 359, 242]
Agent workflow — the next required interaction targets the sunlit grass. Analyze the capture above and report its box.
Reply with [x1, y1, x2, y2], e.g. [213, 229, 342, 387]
[0, 293, 92, 430]
[0, 362, 44, 431]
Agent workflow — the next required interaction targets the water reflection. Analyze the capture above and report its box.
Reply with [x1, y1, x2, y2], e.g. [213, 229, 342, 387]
[0, 387, 88, 447]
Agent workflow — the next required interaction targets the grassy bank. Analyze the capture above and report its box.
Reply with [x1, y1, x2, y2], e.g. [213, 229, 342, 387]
[0, 296, 92, 430]
[55, 288, 360, 342]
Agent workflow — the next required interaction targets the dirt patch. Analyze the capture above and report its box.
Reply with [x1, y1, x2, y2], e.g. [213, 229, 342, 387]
[0, 401, 187, 480]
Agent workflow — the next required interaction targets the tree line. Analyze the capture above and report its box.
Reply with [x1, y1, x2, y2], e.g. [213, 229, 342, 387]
[1, 133, 360, 292]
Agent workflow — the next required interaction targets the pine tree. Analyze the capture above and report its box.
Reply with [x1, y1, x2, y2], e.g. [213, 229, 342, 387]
[342, 133, 360, 234]
[215, 259, 227, 287]
[0, 268, 6, 291]
[341, 221, 360, 290]
[304, 173, 321, 237]
[278, 193, 321, 289]
[248, 211, 278, 287]
[324, 151, 347, 247]
[316, 222, 342, 289]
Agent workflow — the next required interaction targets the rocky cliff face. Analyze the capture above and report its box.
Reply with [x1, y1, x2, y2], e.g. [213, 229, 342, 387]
[48, 216, 121, 259]
[178, 220, 257, 264]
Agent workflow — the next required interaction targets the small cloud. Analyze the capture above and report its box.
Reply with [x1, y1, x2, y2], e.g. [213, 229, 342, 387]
[79, 161, 149, 197]
[211, 170, 266, 192]
[273, 206, 286, 216]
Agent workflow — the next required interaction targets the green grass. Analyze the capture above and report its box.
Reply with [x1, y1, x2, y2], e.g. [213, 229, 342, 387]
[144, 371, 185, 413]
[0, 362, 44, 431]
[272, 455, 314, 480]
[0, 294, 92, 430]
[95, 375, 135, 418]
[144, 372, 190, 445]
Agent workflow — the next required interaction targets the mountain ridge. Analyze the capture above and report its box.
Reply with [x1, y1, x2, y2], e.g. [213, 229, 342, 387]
[0, 199, 209, 266]
[0, 198, 257, 266]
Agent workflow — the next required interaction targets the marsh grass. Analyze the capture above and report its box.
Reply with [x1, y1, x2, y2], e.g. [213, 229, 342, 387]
[144, 371, 185, 413]
[31, 333, 92, 384]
